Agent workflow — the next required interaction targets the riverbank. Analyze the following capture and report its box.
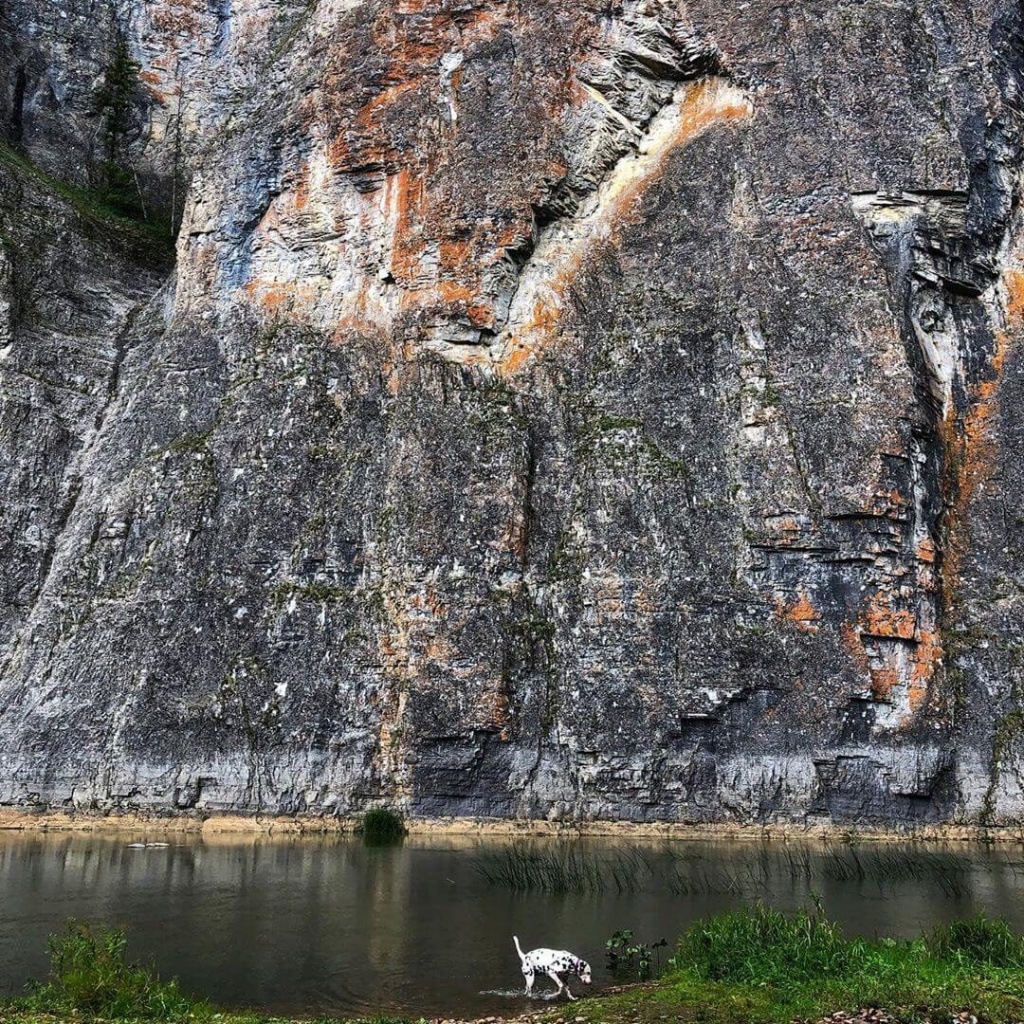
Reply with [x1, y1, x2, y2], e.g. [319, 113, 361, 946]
[3, 808, 1024, 842]
[0, 1011, 933, 1019]
[0, 1006, 986, 1024]
[0, 993, 1002, 1024]
[2, 909, 1022, 1024]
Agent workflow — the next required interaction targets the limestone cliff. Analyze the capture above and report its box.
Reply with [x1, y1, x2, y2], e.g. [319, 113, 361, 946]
[1, 0, 1023, 825]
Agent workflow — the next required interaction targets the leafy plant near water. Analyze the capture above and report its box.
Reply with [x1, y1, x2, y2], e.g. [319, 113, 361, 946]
[8, 921, 423, 1022]
[605, 929, 668, 980]
[17, 920, 203, 1019]
[930, 914, 1024, 968]
[674, 903, 853, 985]
[360, 806, 406, 845]
[623, 905, 1024, 1024]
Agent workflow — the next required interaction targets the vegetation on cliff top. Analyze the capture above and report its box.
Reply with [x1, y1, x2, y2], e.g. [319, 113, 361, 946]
[2, 908, 1023, 1023]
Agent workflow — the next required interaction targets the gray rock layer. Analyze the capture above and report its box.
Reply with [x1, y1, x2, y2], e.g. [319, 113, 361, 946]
[1, 0, 1023, 825]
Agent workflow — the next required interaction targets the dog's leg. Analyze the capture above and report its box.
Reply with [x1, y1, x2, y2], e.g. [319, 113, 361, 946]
[547, 970, 572, 999]
[524, 970, 535, 996]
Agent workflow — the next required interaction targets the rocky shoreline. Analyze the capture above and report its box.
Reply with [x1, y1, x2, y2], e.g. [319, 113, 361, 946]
[1, 809, 1023, 842]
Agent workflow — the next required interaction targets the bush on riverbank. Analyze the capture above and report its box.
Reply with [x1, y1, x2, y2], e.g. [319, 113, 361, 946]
[16, 920, 204, 1019]
[585, 906, 1024, 1024]
[360, 806, 406, 845]
[3, 919, 417, 1023]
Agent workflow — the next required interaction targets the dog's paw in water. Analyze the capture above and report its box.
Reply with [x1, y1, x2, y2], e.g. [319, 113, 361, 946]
[478, 988, 561, 1001]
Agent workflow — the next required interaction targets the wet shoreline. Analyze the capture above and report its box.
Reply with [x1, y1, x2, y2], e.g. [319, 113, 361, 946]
[3, 808, 1023, 842]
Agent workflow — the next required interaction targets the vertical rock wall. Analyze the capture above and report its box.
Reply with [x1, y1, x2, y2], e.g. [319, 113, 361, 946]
[0, 0, 1022, 825]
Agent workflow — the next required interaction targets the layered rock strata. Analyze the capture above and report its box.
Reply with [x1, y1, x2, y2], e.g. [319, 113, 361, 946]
[1, 0, 1023, 825]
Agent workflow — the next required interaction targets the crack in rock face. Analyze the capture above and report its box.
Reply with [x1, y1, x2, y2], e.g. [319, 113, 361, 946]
[851, 191, 972, 417]
[2, 0, 1024, 827]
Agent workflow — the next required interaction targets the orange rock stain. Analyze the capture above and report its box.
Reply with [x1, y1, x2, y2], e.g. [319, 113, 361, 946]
[774, 591, 821, 633]
[498, 79, 752, 376]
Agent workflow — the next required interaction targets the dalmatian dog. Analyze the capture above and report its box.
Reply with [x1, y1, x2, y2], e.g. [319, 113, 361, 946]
[513, 936, 592, 1000]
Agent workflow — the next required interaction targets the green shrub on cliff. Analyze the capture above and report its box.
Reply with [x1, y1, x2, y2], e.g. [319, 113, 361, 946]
[92, 30, 144, 218]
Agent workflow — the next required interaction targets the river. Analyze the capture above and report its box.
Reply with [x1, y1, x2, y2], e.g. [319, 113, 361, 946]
[1, 833, 1022, 1017]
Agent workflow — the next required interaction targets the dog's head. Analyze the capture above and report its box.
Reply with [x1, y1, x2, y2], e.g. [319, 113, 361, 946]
[574, 959, 592, 984]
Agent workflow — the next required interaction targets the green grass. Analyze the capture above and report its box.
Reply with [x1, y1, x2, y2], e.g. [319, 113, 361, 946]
[2, 1016, 414, 1024]
[570, 906, 1024, 1024]
[3, 920, 414, 1022]
[1, 1018, 416, 1024]
[476, 841, 654, 894]
[360, 806, 406, 845]
[475, 841, 973, 898]
[11, 920, 204, 1019]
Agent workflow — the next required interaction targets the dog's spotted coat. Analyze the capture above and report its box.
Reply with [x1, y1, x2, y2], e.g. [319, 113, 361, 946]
[513, 936, 592, 1000]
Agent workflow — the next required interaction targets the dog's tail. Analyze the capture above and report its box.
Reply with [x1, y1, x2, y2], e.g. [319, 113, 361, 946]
[513, 935, 526, 964]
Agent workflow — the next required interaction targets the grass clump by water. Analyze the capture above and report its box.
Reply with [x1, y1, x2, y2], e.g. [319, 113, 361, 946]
[930, 914, 1024, 968]
[677, 903, 852, 985]
[15, 920, 205, 1019]
[574, 906, 1024, 1024]
[360, 806, 406, 845]
[475, 839, 983, 899]
[1, 919, 420, 1023]
[3, 921, 418, 1023]
[476, 841, 653, 894]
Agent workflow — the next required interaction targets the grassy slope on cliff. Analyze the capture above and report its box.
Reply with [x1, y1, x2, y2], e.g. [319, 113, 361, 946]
[0, 142, 175, 265]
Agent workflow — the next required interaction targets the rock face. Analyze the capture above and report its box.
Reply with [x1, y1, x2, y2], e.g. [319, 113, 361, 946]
[1, 0, 1023, 825]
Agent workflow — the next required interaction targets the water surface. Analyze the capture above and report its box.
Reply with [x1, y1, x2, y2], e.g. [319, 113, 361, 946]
[1, 833, 1021, 1017]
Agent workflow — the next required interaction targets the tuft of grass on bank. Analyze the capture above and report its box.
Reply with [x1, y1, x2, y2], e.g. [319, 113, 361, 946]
[0, 919, 420, 1023]
[360, 806, 406, 845]
[11, 920, 206, 1019]
[571, 906, 1024, 1024]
